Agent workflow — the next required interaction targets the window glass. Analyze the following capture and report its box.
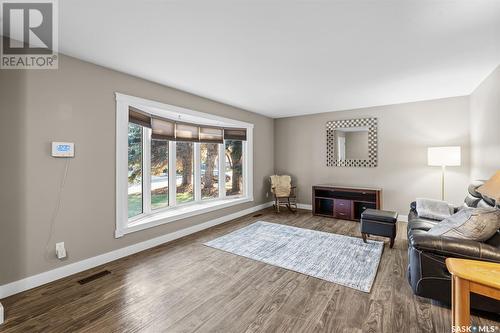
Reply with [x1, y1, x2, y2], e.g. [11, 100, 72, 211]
[225, 140, 243, 196]
[176, 142, 194, 203]
[151, 139, 168, 210]
[128, 123, 143, 217]
[200, 143, 219, 199]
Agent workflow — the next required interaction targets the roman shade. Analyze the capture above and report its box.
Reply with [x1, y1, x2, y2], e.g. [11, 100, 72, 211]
[129, 107, 152, 128]
[128, 108, 247, 142]
[151, 117, 175, 140]
[199, 127, 223, 143]
[224, 128, 247, 141]
[175, 123, 199, 141]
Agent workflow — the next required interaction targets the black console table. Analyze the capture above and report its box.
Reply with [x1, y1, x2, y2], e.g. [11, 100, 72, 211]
[312, 185, 382, 221]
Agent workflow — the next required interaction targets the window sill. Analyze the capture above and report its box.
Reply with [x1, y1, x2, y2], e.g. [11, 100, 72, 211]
[116, 196, 253, 237]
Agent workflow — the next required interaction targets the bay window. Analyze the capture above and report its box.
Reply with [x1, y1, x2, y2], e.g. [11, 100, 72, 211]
[116, 93, 253, 237]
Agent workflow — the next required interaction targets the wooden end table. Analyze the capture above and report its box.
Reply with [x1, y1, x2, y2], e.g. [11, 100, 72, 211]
[445, 258, 500, 328]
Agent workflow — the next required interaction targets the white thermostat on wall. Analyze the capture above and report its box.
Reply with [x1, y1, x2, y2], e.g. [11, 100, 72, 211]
[51, 142, 75, 157]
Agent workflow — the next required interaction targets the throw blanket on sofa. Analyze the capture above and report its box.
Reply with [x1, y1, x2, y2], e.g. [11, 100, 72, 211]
[416, 198, 453, 221]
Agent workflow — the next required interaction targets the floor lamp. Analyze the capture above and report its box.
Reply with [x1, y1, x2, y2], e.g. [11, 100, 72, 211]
[427, 146, 461, 201]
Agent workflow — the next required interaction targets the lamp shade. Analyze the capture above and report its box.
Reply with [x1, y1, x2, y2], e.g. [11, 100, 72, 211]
[427, 146, 461, 166]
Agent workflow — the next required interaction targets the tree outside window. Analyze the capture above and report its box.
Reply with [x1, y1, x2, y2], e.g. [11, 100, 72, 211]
[201, 143, 219, 199]
[225, 140, 243, 196]
[151, 139, 168, 210]
[176, 142, 194, 203]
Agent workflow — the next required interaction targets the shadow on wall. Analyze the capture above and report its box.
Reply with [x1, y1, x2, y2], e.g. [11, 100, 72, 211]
[0, 70, 28, 286]
[262, 176, 270, 201]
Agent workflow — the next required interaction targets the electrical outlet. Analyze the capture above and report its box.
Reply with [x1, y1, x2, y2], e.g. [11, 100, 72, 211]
[55, 242, 66, 259]
[266, 192, 269, 198]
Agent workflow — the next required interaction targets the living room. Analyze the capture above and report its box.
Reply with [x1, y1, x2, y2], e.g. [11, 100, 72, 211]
[0, 1, 499, 332]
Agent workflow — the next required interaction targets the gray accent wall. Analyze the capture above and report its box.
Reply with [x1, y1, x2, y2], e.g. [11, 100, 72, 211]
[470, 65, 500, 180]
[274, 97, 471, 215]
[0, 54, 274, 285]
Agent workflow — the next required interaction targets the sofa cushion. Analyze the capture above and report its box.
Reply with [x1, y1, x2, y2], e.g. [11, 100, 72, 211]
[427, 207, 500, 242]
[478, 199, 495, 208]
[464, 194, 481, 208]
[408, 229, 429, 237]
[408, 219, 440, 232]
[486, 231, 500, 247]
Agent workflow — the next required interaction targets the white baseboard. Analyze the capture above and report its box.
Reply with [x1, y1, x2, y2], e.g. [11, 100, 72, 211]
[398, 214, 408, 222]
[298, 203, 408, 223]
[0, 302, 3, 325]
[0, 202, 273, 300]
[297, 203, 312, 210]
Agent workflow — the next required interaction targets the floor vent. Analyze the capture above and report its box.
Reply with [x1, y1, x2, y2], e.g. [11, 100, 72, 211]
[252, 213, 263, 217]
[78, 270, 111, 285]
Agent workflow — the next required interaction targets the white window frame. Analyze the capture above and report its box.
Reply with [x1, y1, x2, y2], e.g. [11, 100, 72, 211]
[115, 93, 254, 237]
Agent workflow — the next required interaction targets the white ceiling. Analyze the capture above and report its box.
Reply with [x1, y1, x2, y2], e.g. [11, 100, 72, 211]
[59, 0, 500, 118]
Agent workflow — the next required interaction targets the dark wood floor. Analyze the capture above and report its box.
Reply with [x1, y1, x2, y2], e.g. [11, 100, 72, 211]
[1, 208, 499, 332]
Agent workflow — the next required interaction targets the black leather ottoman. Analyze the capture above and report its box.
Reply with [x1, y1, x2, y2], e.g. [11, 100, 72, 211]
[361, 209, 398, 248]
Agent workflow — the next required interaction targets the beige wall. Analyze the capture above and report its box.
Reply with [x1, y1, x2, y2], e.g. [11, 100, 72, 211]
[1, 51, 495, 288]
[470, 65, 500, 180]
[274, 97, 471, 215]
[0, 55, 274, 285]
[0, 66, 28, 287]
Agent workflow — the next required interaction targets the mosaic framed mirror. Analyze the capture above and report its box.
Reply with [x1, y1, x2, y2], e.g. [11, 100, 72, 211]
[326, 117, 378, 167]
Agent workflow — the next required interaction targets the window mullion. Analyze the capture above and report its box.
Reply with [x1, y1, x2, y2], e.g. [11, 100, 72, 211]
[168, 141, 177, 206]
[143, 128, 152, 214]
[194, 143, 201, 202]
[219, 142, 226, 199]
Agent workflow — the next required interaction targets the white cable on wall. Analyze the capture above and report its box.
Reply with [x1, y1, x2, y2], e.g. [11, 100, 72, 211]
[44, 159, 71, 260]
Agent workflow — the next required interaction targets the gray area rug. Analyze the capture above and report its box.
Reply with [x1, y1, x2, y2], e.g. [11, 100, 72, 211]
[204, 221, 384, 292]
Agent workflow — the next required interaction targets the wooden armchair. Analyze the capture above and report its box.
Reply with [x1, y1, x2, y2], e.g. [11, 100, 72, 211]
[270, 175, 297, 213]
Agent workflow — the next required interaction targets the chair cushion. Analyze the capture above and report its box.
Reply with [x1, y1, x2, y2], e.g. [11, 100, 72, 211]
[270, 175, 291, 197]
[427, 207, 500, 242]
[361, 209, 398, 223]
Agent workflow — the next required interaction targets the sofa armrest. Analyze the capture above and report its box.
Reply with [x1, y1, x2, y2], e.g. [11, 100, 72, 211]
[408, 233, 500, 263]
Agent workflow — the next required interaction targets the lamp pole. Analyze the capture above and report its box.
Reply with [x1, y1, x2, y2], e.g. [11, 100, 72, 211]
[441, 165, 446, 201]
